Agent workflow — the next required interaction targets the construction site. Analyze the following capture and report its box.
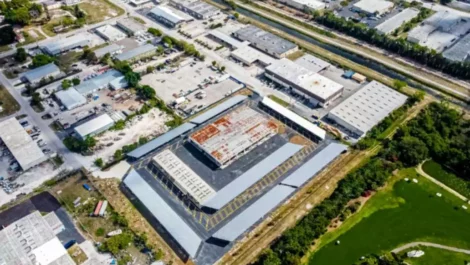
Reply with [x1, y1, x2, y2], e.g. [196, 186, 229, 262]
[121, 94, 348, 264]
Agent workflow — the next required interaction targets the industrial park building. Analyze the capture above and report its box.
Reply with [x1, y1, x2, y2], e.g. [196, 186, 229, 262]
[0, 211, 75, 265]
[407, 11, 470, 52]
[328, 81, 408, 137]
[75, 69, 127, 95]
[55, 88, 87, 110]
[189, 106, 278, 168]
[94, 43, 123, 58]
[23, 63, 61, 84]
[40, 35, 91, 55]
[95, 24, 127, 42]
[73, 113, 115, 140]
[294, 53, 330, 73]
[276, 0, 325, 12]
[443, 33, 470, 62]
[149, 6, 192, 28]
[115, 44, 156, 62]
[169, 0, 219, 19]
[116, 17, 146, 36]
[0, 118, 48, 171]
[265, 58, 344, 108]
[352, 0, 394, 16]
[375, 8, 419, 35]
[233, 25, 299, 58]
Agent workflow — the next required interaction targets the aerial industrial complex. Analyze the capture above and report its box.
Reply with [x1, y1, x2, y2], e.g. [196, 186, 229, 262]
[122, 94, 347, 263]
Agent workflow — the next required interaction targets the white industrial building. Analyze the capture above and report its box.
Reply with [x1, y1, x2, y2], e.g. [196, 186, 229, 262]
[407, 11, 470, 52]
[149, 6, 192, 28]
[352, 0, 394, 16]
[230, 45, 275, 66]
[375, 8, 420, 35]
[151, 149, 215, 206]
[277, 0, 325, 12]
[294, 53, 330, 73]
[265, 58, 344, 108]
[73, 113, 115, 140]
[55, 88, 87, 110]
[328, 81, 408, 137]
[116, 17, 146, 36]
[115, 44, 156, 62]
[0, 118, 47, 171]
[94, 43, 123, 58]
[75, 69, 127, 95]
[23, 63, 61, 84]
[170, 0, 219, 19]
[40, 35, 91, 55]
[233, 25, 299, 58]
[207, 30, 246, 50]
[95, 24, 127, 42]
[0, 211, 75, 265]
[443, 33, 470, 62]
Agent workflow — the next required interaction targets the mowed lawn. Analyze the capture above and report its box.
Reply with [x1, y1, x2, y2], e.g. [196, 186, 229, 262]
[308, 169, 470, 265]
[400, 246, 470, 265]
[422, 160, 470, 198]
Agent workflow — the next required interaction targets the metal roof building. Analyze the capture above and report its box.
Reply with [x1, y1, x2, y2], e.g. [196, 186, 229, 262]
[375, 8, 420, 35]
[189, 95, 247, 125]
[202, 143, 302, 210]
[95, 24, 127, 42]
[0, 211, 75, 265]
[294, 53, 331, 73]
[230, 45, 276, 66]
[170, 0, 219, 19]
[94, 43, 123, 58]
[127, 123, 196, 159]
[116, 17, 146, 36]
[277, 0, 325, 12]
[352, 0, 394, 16]
[55, 88, 87, 110]
[123, 169, 202, 258]
[149, 6, 192, 28]
[23, 63, 61, 84]
[443, 33, 470, 62]
[152, 149, 215, 205]
[41, 35, 91, 55]
[265, 58, 344, 108]
[328, 81, 408, 137]
[261, 97, 326, 140]
[189, 106, 278, 168]
[212, 185, 295, 242]
[73, 113, 115, 140]
[281, 142, 347, 187]
[207, 29, 246, 50]
[75, 69, 124, 95]
[233, 25, 298, 58]
[115, 44, 156, 62]
[0, 118, 47, 171]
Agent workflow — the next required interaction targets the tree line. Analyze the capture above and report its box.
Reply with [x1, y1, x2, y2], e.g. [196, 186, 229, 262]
[311, 9, 470, 80]
[253, 100, 470, 265]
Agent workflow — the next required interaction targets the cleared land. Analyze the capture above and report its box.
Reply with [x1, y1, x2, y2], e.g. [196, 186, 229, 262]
[400, 246, 470, 265]
[0, 85, 20, 117]
[308, 169, 470, 265]
[422, 160, 470, 198]
[79, 0, 125, 24]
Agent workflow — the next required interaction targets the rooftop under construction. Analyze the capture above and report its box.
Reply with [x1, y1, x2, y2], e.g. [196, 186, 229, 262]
[189, 106, 278, 168]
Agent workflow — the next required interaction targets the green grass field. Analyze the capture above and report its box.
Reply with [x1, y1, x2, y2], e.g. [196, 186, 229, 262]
[400, 246, 470, 265]
[267, 94, 290, 107]
[308, 169, 470, 265]
[422, 160, 470, 198]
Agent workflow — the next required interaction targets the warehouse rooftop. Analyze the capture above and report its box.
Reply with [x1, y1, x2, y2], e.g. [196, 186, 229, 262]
[375, 8, 420, 35]
[294, 54, 330, 73]
[115, 44, 155, 61]
[443, 33, 470, 62]
[23, 63, 60, 83]
[234, 25, 297, 56]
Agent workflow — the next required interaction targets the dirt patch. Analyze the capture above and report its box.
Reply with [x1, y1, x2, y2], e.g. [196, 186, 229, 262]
[289, 135, 311, 145]
[68, 244, 88, 265]
[0, 85, 20, 118]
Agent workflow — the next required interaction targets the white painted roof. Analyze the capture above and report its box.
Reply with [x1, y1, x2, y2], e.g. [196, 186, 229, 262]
[55, 88, 87, 110]
[32, 238, 68, 265]
[375, 8, 419, 34]
[261, 96, 326, 140]
[353, 0, 394, 14]
[74, 113, 115, 138]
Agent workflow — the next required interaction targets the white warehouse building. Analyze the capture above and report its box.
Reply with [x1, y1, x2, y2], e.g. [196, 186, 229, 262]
[265, 58, 343, 108]
[73, 113, 115, 140]
[328, 81, 408, 137]
[277, 0, 325, 12]
[352, 0, 394, 16]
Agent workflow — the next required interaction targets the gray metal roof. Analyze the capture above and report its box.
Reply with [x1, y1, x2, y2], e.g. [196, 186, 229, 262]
[150, 6, 188, 24]
[41, 35, 91, 55]
[234, 25, 297, 56]
[23, 63, 60, 83]
[115, 44, 155, 61]
[94, 43, 122, 58]
[123, 169, 202, 257]
[443, 33, 470, 62]
[212, 185, 295, 242]
[281, 143, 347, 187]
[55, 88, 87, 110]
[189, 95, 247, 125]
[202, 143, 302, 210]
[75, 70, 124, 95]
[127, 123, 196, 159]
[375, 8, 419, 35]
